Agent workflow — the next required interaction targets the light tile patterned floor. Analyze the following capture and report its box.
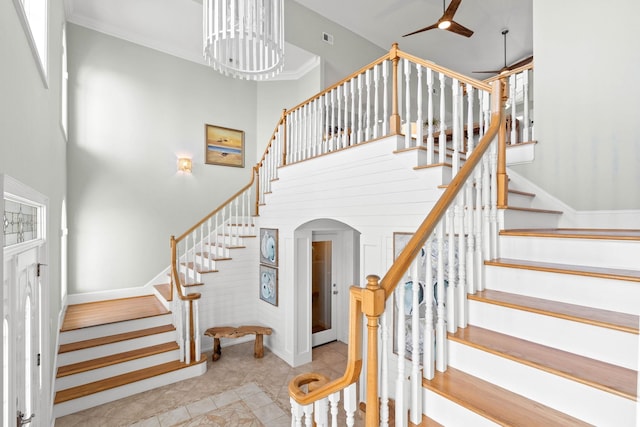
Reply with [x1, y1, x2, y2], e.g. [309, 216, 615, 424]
[55, 340, 362, 426]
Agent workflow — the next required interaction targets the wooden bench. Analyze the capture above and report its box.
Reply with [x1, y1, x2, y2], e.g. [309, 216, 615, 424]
[204, 325, 272, 362]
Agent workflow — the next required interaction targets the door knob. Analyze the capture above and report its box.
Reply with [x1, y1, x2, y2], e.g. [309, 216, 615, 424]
[17, 411, 35, 426]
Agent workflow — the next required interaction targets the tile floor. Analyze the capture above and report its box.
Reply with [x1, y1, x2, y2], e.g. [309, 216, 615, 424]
[55, 340, 364, 426]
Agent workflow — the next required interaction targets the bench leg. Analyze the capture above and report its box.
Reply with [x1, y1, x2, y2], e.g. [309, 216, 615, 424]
[254, 334, 264, 358]
[212, 338, 222, 361]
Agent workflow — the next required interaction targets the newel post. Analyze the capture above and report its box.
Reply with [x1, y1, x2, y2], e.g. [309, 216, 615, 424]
[281, 108, 288, 166]
[362, 275, 386, 426]
[389, 43, 401, 135]
[497, 78, 509, 208]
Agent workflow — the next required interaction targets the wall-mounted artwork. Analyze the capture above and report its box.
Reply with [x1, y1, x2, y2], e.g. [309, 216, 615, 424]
[260, 228, 278, 267]
[259, 264, 278, 306]
[205, 124, 244, 167]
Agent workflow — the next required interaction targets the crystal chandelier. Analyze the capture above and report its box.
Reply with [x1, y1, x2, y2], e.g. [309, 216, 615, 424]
[203, 0, 285, 81]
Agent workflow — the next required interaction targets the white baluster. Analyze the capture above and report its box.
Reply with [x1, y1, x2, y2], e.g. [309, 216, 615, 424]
[303, 404, 313, 427]
[426, 68, 434, 164]
[313, 98, 319, 156]
[365, 68, 372, 141]
[343, 383, 357, 427]
[489, 140, 499, 259]
[423, 235, 435, 380]
[416, 64, 424, 148]
[314, 397, 328, 427]
[330, 89, 336, 151]
[452, 79, 460, 172]
[467, 84, 475, 153]
[436, 222, 447, 372]
[235, 198, 240, 247]
[474, 159, 483, 292]
[190, 232, 197, 284]
[194, 299, 200, 360]
[291, 398, 304, 427]
[438, 73, 447, 164]
[446, 207, 457, 333]
[457, 191, 468, 328]
[510, 74, 517, 144]
[523, 70, 530, 142]
[380, 310, 389, 427]
[404, 58, 412, 149]
[374, 64, 380, 139]
[328, 392, 340, 427]
[357, 73, 364, 144]
[395, 269, 407, 427]
[351, 77, 357, 146]
[297, 108, 304, 160]
[340, 82, 347, 148]
[410, 260, 422, 424]
[382, 60, 389, 136]
[324, 94, 330, 154]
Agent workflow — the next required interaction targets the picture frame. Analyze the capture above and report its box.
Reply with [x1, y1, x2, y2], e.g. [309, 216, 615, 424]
[205, 124, 245, 168]
[259, 228, 278, 267]
[259, 264, 278, 306]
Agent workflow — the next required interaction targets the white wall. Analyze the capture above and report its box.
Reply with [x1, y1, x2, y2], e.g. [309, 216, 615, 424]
[512, 0, 640, 210]
[67, 24, 258, 293]
[0, 1, 67, 424]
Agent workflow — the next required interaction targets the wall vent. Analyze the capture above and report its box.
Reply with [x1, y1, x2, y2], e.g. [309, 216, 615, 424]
[322, 32, 334, 45]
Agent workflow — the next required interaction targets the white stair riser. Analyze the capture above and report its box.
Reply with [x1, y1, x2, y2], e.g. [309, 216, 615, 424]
[423, 388, 500, 427]
[468, 300, 638, 369]
[56, 349, 181, 391]
[57, 330, 177, 366]
[485, 266, 640, 315]
[498, 209, 561, 229]
[499, 235, 640, 270]
[59, 314, 173, 345]
[506, 192, 534, 208]
[448, 340, 635, 427]
[53, 361, 207, 418]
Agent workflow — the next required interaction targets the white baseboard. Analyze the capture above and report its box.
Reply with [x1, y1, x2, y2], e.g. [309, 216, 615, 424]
[507, 168, 640, 228]
[66, 286, 152, 305]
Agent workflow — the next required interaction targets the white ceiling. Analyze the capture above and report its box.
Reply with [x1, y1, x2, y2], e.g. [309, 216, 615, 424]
[64, 0, 532, 79]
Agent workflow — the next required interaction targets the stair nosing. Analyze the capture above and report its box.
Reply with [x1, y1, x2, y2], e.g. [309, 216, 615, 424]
[58, 324, 176, 354]
[500, 228, 640, 241]
[449, 325, 637, 401]
[485, 257, 640, 283]
[57, 342, 179, 378]
[54, 358, 206, 404]
[469, 290, 639, 334]
[500, 206, 563, 215]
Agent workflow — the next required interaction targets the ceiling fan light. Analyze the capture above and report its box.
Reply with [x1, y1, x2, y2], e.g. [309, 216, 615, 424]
[438, 20, 451, 30]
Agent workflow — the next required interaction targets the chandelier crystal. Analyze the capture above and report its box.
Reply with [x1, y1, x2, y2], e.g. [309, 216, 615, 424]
[203, 0, 285, 81]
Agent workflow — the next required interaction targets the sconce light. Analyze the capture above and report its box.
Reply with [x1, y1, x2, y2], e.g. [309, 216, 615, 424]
[178, 157, 192, 173]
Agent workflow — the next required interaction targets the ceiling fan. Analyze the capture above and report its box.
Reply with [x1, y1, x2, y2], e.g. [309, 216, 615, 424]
[402, 0, 474, 38]
[474, 29, 533, 74]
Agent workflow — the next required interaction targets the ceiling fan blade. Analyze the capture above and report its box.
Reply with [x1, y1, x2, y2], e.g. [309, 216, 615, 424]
[402, 23, 438, 37]
[447, 20, 474, 37]
[442, 0, 462, 21]
[507, 55, 533, 70]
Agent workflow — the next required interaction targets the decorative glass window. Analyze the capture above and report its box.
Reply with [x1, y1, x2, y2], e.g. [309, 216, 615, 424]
[3, 198, 40, 247]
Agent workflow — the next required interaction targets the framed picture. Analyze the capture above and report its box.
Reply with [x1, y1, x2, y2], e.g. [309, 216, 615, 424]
[259, 228, 278, 267]
[205, 124, 244, 167]
[259, 264, 278, 306]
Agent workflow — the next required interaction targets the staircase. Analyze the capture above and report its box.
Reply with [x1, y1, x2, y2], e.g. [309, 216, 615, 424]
[416, 183, 639, 425]
[53, 295, 206, 418]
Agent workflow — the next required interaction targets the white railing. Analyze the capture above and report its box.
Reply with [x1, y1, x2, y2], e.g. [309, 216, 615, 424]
[290, 381, 358, 427]
[170, 170, 257, 364]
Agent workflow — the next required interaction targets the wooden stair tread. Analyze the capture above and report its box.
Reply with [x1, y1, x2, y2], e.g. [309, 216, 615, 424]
[58, 324, 175, 354]
[414, 162, 453, 171]
[180, 262, 218, 274]
[469, 290, 639, 334]
[423, 367, 591, 426]
[54, 358, 206, 404]
[174, 272, 204, 286]
[450, 325, 637, 400]
[207, 242, 246, 249]
[61, 296, 169, 332]
[153, 284, 172, 301]
[507, 189, 536, 197]
[486, 257, 640, 282]
[195, 252, 232, 261]
[57, 342, 179, 378]
[501, 228, 640, 241]
[501, 206, 563, 215]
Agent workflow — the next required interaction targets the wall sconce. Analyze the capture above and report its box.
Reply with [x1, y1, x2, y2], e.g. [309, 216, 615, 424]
[178, 157, 192, 173]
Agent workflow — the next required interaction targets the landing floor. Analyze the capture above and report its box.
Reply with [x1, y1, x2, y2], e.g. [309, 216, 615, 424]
[54, 341, 354, 426]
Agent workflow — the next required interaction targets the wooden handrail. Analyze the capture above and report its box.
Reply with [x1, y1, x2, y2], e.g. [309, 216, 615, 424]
[483, 62, 533, 83]
[258, 117, 286, 169]
[170, 236, 201, 302]
[176, 166, 257, 243]
[380, 79, 504, 296]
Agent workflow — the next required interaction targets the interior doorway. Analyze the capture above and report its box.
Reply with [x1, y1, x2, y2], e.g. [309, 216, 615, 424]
[311, 234, 337, 347]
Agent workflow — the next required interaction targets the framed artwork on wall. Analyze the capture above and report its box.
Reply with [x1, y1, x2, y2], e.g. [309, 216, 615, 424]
[259, 264, 278, 306]
[259, 228, 278, 267]
[205, 124, 245, 167]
